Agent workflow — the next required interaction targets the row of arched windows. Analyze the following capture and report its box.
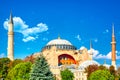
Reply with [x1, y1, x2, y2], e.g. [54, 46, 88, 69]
[43, 45, 77, 50]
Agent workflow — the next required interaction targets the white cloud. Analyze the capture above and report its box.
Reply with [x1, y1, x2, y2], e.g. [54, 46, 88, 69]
[3, 17, 48, 42]
[105, 51, 120, 59]
[80, 46, 120, 60]
[43, 38, 48, 41]
[106, 29, 109, 33]
[88, 48, 99, 58]
[103, 29, 109, 34]
[92, 38, 98, 42]
[90, 49, 120, 59]
[0, 53, 5, 58]
[21, 23, 48, 37]
[90, 38, 98, 43]
[95, 53, 110, 59]
[117, 51, 120, 55]
[4, 17, 28, 32]
[75, 34, 81, 41]
[23, 36, 36, 42]
[94, 38, 98, 42]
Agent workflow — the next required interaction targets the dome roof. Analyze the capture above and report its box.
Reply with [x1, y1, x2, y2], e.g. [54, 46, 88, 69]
[43, 37, 77, 50]
[78, 60, 100, 70]
[46, 38, 72, 46]
[103, 64, 110, 68]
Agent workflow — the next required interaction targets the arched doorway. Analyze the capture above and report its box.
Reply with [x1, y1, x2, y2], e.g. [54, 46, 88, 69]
[58, 54, 76, 66]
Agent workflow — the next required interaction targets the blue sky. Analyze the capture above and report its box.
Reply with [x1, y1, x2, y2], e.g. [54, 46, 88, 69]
[0, 0, 120, 66]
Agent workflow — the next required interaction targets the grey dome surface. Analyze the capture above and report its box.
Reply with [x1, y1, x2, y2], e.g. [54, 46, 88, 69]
[47, 38, 72, 46]
[43, 38, 77, 50]
[78, 60, 100, 70]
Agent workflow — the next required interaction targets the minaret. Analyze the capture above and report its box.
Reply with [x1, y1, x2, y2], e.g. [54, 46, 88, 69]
[7, 12, 14, 61]
[104, 60, 106, 64]
[89, 40, 93, 60]
[111, 24, 116, 69]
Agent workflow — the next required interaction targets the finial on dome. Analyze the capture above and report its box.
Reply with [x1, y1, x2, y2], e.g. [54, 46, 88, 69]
[58, 34, 61, 39]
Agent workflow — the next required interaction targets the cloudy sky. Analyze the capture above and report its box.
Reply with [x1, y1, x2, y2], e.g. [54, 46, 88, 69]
[0, 0, 120, 66]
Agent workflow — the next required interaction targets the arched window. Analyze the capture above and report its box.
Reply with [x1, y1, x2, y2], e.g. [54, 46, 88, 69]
[58, 54, 76, 66]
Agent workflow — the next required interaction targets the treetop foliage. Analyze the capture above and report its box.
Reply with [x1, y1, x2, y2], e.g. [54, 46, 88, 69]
[60, 68, 74, 80]
[0, 58, 11, 79]
[85, 64, 99, 78]
[6, 62, 32, 80]
[29, 55, 54, 80]
[89, 70, 114, 80]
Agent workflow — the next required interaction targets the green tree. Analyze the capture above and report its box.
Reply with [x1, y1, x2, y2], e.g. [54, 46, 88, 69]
[89, 70, 114, 80]
[0, 58, 11, 79]
[24, 54, 35, 63]
[29, 55, 54, 80]
[6, 62, 32, 80]
[99, 65, 107, 70]
[85, 64, 99, 78]
[8, 59, 23, 71]
[109, 65, 116, 76]
[60, 68, 74, 80]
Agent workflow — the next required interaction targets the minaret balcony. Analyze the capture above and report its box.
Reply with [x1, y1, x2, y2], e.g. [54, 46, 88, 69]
[8, 32, 14, 35]
[111, 42, 116, 44]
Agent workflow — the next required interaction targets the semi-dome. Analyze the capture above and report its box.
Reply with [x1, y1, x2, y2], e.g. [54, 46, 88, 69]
[43, 37, 77, 50]
[78, 60, 100, 70]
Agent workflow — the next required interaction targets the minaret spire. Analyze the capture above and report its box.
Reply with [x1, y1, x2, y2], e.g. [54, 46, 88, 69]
[90, 40, 92, 50]
[9, 11, 13, 24]
[7, 11, 14, 61]
[104, 60, 106, 64]
[112, 23, 115, 37]
[89, 40, 93, 60]
[111, 24, 116, 69]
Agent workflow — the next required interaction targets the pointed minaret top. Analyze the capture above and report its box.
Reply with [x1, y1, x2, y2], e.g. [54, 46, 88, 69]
[90, 40, 92, 49]
[112, 23, 115, 37]
[58, 34, 61, 39]
[89, 40, 93, 60]
[9, 11, 13, 24]
[104, 60, 106, 64]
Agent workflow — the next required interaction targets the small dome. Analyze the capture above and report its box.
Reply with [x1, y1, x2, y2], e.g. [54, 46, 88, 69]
[66, 64, 76, 69]
[47, 38, 72, 46]
[103, 64, 110, 68]
[79, 60, 100, 70]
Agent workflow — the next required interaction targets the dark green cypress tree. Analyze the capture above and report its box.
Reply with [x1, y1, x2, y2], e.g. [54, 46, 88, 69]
[29, 55, 54, 80]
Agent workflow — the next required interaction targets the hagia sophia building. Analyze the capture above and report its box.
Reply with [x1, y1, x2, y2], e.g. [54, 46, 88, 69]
[7, 13, 117, 80]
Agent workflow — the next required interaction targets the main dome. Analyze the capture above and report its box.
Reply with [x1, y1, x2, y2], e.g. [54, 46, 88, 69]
[43, 37, 77, 50]
[46, 38, 72, 45]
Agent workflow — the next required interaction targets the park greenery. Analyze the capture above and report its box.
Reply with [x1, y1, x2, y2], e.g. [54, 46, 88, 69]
[60, 68, 74, 80]
[6, 62, 32, 80]
[89, 70, 114, 80]
[85, 65, 120, 80]
[29, 55, 54, 80]
[0, 58, 10, 79]
[0, 57, 120, 80]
